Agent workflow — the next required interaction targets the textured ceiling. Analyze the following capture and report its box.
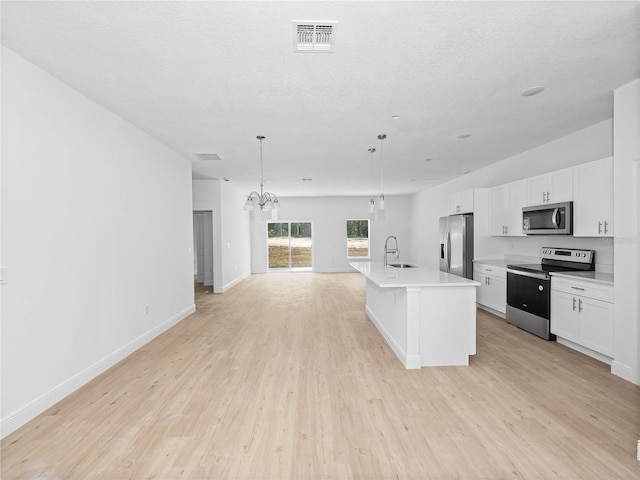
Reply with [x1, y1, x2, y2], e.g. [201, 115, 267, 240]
[2, 1, 639, 197]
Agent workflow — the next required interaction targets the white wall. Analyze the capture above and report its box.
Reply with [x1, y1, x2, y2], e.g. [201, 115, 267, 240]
[192, 179, 251, 292]
[250, 196, 411, 273]
[219, 182, 252, 289]
[1, 47, 196, 437]
[409, 120, 614, 271]
[613, 78, 640, 385]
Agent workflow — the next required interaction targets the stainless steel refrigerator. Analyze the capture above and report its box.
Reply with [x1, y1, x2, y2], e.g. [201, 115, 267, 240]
[439, 214, 474, 279]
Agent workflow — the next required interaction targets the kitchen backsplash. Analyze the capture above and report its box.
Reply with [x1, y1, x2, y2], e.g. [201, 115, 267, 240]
[502, 236, 614, 273]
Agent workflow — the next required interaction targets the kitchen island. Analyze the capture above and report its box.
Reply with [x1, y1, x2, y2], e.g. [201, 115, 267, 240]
[350, 262, 480, 368]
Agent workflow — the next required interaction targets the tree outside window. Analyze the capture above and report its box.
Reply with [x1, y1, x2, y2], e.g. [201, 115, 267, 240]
[346, 219, 369, 258]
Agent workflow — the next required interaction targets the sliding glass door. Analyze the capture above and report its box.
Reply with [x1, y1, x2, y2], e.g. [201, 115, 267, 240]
[267, 221, 313, 271]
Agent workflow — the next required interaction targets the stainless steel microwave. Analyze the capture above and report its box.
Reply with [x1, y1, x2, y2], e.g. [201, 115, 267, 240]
[522, 201, 573, 235]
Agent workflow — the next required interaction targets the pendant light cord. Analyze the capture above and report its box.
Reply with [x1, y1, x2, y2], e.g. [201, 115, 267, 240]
[368, 148, 376, 199]
[378, 134, 387, 194]
[257, 135, 265, 196]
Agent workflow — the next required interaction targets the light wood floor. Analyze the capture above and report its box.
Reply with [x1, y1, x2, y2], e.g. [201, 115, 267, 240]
[2, 273, 639, 479]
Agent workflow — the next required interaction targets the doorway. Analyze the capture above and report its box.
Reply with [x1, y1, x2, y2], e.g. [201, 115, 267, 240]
[267, 221, 313, 271]
[193, 211, 214, 286]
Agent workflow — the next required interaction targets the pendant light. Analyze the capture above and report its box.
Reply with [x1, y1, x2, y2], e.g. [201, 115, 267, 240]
[243, 135, 281, 220]
[368, 147, 376, 218]
[377, 134, 387, 220]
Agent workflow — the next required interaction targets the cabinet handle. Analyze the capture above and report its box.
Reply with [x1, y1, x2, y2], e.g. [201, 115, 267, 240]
[572, 297, 576, 311]
[505, 225, 508, 234]
[578, 298, 583, 312]
[547, 191, 550, 202]
[604, 221, 609, 235]
[486, 268, 492, 272]
[571, 286, 585, 291]
[598, 221, 602, 234]
[487, 276, 491, 286]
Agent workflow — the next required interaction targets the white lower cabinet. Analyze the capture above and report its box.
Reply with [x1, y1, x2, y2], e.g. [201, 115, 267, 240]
[550, 277, 614, 358]
[473, 264, 506, 314]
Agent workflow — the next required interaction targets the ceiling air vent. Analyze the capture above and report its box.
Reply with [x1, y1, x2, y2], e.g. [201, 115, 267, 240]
[192, 153, 222, 162]
[293, 21, 338, 52]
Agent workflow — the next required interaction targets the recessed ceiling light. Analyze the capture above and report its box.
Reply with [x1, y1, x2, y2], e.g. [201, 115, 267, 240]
[463, 170, 470, 174]
[521, 86, 545, 97]
[392, 115, 400, 120]
[302, 178, 313, 182]
[424, 158, 433, 162]
[457, 133, 472, 139]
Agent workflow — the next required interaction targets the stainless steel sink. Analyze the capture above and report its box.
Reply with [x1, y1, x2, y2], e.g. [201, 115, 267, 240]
[389, 263, 416, 269]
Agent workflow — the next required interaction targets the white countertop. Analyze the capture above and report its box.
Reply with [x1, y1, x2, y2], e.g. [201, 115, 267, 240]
[472, 258, 510, 268]
[550, 270, 614, 286]
[350, 261, 481, 288]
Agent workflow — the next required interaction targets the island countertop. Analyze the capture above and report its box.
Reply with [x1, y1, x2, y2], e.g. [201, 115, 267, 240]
[350, 261, 481, 288]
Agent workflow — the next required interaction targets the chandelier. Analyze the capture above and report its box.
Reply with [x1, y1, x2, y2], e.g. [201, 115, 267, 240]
[243, 135, 281, 220]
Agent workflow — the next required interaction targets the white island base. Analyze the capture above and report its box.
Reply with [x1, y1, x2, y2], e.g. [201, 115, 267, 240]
[351, 262, 480, 368]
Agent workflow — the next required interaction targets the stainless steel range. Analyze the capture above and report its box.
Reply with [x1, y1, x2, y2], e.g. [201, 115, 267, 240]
[506, 247, 595, 340]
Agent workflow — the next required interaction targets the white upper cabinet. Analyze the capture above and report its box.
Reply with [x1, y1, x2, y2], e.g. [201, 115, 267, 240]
[526, 167, 573, 206]
[448, 189, 474, 215]
[573, 157, 614, 237]
[489, 180, 527, 236]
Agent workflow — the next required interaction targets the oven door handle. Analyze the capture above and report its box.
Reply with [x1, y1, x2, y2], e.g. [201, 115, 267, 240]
[507, 268, 550, 280]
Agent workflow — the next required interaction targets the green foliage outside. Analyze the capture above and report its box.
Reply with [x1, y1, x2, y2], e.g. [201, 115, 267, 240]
[268, 222, 311, 238]
[268, 221, 313, 269]
[346, 219, 368, 238]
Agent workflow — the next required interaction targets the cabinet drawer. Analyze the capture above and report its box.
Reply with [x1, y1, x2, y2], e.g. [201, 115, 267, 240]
[474, 264, 506, 278]
[551, 277, 613, 303]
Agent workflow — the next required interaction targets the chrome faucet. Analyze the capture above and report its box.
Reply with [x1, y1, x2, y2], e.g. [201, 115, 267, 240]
[384, 235, 399, 267]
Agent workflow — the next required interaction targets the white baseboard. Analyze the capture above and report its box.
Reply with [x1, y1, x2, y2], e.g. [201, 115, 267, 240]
[365, 305, 419, 369]
[0, 304, 196, 439]
[556, 337, 613, 365]
[219, 271, 251, 293]
[476, 304, 506, 319]
[611, 360, 637, 385]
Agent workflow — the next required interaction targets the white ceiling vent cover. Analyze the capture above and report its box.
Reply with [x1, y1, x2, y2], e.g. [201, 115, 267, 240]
[193, 153, 222, 162]
[293, 21, 338, 52]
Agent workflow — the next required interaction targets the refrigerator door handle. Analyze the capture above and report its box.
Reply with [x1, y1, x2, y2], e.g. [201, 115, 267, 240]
[446, 230, 452, 272]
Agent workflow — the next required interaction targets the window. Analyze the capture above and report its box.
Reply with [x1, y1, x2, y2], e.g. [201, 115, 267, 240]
[267, 221, 313, 271]
[346, 219, 369, 258]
